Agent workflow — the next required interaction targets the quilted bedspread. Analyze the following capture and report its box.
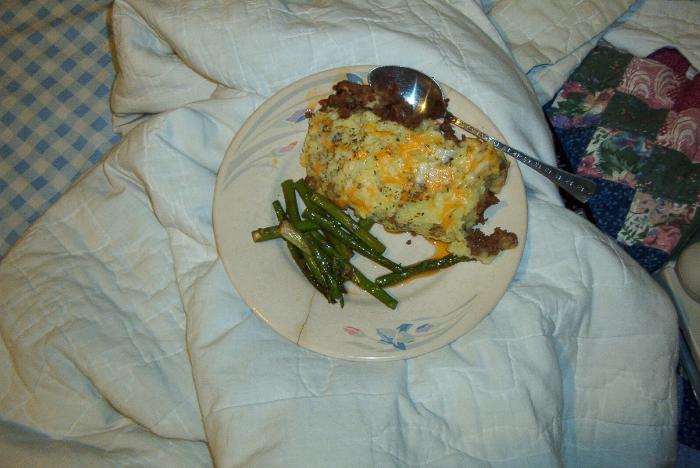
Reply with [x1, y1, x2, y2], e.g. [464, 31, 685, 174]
[0, 1, 682, 467]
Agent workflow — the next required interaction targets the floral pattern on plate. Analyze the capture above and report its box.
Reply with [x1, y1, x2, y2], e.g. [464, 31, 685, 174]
[341, 294, 477, 352]
[344, 323, 434, 350]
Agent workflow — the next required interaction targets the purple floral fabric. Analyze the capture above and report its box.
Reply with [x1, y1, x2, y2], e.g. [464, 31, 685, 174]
[546, 42, 700, 271]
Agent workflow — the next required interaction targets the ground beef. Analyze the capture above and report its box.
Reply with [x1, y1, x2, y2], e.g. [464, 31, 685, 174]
[316, 80, 459, 141]
[474, 191, 499, 224]
[438, 114, 459, 142]
[370, 82, 425, 129]
[466, 228, 518, 258]
[317, 81, 375, 118]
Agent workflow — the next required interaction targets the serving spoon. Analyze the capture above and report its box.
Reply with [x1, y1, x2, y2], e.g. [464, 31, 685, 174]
[367, 66, 596, 203]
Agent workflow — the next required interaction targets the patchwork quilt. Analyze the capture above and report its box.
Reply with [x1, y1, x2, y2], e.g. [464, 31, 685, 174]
[547, 42, 700, 271]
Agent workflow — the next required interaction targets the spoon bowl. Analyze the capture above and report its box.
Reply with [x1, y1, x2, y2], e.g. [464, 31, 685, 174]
[367, 65, 446, 119]
[367, 65, 596, 203]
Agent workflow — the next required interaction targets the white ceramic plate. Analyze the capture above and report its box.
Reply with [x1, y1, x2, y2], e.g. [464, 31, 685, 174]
[213, 66, 527, 361]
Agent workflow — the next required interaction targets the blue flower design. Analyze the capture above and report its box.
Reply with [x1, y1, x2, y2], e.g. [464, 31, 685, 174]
[377, 323, 415, 350]
[346, 73, 364, 84]
[286, 109, 308, 123]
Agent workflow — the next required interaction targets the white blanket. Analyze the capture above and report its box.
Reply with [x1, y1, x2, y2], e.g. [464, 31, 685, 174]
[0, 1, 680, 466]
[485, 0, 700, 103]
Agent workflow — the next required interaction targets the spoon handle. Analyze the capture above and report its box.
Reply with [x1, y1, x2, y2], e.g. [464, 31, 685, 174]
[447, 113, 596, 203]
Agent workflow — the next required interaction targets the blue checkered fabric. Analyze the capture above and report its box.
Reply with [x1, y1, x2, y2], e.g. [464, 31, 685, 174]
[0, 0, 120, 257]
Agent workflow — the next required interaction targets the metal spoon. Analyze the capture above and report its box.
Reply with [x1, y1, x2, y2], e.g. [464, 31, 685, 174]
[367, 65, 596, 203]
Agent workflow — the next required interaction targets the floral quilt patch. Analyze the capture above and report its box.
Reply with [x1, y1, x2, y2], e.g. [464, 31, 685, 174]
[547, 42, 700, 271]
[580, 127, 653, 186]
[618, 192, 696, 253]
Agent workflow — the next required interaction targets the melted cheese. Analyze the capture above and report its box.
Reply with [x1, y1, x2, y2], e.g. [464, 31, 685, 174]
[300, 109, 509, 258]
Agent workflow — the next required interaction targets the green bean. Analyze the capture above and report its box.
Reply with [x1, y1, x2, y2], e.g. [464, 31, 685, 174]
[279, 221, 311, 255]
[375, 254, 471, 287]
[280, 184, 336, 298]
[358, 217, 375, 231]
[251, 220, 319, 242]
[272, 200, 286, 221]
[309, 231, 346, 305]
[279, 216, 341, 304]
[281, 220, 344, 304]
[303, 207, 403, 272]
[310, 238, 343, 305]
[282, 180, 300, 222]
[313, 232, 397, 309]
[348, 267, 398, 310]
[254, 181, 471, 308]
[276, 206, 330, 300]
[323, 230, 353, 260]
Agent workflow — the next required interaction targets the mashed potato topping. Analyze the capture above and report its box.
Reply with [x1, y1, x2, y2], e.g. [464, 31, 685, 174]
[300, 81, 517, 262]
